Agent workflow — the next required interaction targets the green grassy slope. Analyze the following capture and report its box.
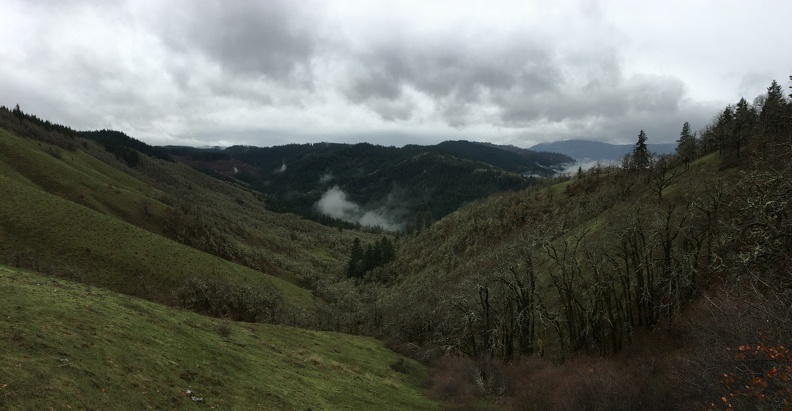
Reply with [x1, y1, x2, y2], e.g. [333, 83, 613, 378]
[0, 114, 384, 294]
[0, 128, 165, 232]
[0, 127, 312, 306]
[0, 266, 434, 410]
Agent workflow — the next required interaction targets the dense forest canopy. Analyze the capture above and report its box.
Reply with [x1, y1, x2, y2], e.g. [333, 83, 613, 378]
[166, 140, 574, 231]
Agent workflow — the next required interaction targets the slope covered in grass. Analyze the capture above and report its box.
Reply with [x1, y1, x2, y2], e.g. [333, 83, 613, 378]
[0, 106, 386, 296]
[0, 266, 434, 410]
[0, 130, 318, 306]
[0, 115, 391, 313]
[0, 127, 165, 232]
[0, 142, 312, 306]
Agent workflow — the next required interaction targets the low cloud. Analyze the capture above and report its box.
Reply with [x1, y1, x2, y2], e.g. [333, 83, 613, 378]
[273, 161, 287, 174]
[558, 159, 618, 176]
[316, 186, 401, 231]
[316, 186, 359, 219]
[319, 172, 334, 183]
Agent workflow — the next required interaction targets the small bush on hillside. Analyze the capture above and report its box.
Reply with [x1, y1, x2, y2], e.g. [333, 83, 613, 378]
[172, 277, 285, 324]
[7, 249, 85, 283]
[217, 321, 233, 338]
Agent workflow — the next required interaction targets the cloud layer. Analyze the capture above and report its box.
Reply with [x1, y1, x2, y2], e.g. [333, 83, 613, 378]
[316, 186, 402, 231]
[1, 0, 790, 147]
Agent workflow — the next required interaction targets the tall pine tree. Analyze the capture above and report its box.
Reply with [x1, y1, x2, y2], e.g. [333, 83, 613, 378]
[732, 97, 756, 156]
[760, 80, 787, 139]
[633, 130, 650, 170]
[347, 238, 364, 278]
[676, 122, 696, 169]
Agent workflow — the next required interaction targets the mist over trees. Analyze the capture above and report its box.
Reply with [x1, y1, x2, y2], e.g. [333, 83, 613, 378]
[166, 141, 571, 232]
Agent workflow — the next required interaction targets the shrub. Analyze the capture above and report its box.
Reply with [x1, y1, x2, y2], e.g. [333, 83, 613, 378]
[172, 277, 285, 324]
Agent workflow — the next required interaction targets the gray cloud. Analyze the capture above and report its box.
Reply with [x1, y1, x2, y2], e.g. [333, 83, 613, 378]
[335, 28, 699, 138]
[153, 0, 320, 84]
[341, 38, 562, 125]
[1, 0, 790, 148]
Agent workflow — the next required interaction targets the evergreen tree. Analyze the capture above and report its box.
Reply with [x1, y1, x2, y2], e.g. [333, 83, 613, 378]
[714, 105, 735, 153]
[346, 237, 396, 280]
[760, 80, 787, 138]
[362, 244, 377, 273]
[378, 237, 395, 263]
[347, 238, 364, 278]
[633, 130, 650, 170]
[675, 122, 697, 169]
[732, 97, 756, 156]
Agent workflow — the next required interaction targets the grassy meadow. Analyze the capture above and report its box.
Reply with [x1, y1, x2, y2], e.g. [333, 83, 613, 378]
[0, 265, 434, 410]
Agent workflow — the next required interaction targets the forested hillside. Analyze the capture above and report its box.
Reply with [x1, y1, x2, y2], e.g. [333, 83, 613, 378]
[308, 77, 792, 410]
[166, 140, 573, 231]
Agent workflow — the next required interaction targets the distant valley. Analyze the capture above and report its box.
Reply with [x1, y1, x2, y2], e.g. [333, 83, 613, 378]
[166, 140, 574, 231]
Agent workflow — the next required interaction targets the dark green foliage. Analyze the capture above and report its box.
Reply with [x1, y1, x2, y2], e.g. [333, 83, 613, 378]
[347, 238, 365, 278]
[731, 97, 756, 156]
[632, 129, 650, 169]
[434, 140, 571, 173]
[80, 129, 173, 165]
[675, 121, 696, 168]
[759, 79, 788, 138]
[347, 236, 396, 280]
[716, 105, 735, 153]
[161, 206, 240, 262]
[172, 277, 285, 323]
[1, 105, 180, 169]
[8, 104, 77, 137]
[0, 105, 77, 150]
[696, 78, 789, 158]
[166, 141, 569, 229]
[164, 145, 230, 161]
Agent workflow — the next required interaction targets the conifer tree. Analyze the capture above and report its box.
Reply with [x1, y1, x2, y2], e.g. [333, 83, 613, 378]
[732, 97, 756, 156]
[633, 130, 650, 170]
[676, 122, 696, 169]
[347, 238, 364, 278]
[713, 106, 735, 154]
[760, 80, 787, 138]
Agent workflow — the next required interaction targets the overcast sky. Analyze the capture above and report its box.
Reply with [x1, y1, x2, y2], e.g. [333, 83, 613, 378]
[1, 0, 790, 148]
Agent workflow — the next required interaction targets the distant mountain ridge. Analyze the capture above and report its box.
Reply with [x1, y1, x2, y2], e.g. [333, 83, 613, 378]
[434, 141, 574, 174]
[167, 140, 574, 230]
[530, 139, 677, 162]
